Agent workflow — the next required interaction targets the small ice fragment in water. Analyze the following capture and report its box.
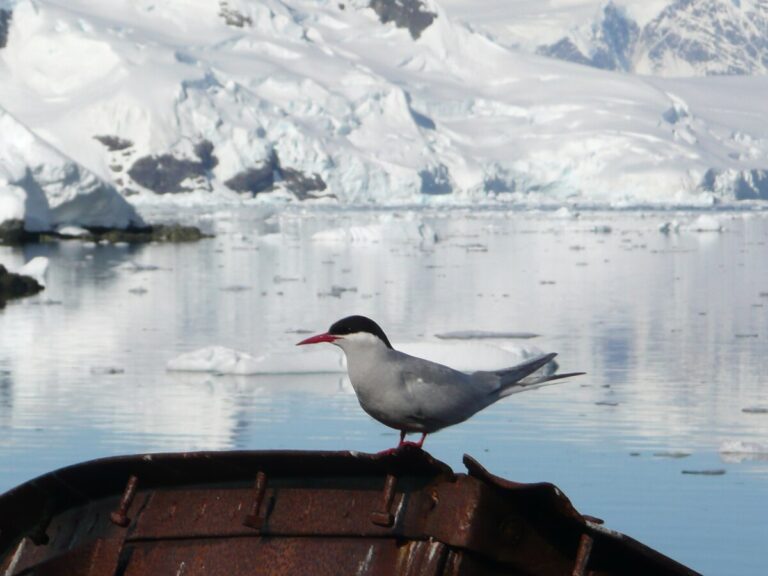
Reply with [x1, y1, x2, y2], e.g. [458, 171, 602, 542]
[119, 261, 163, 273]
[318, 285, 357, 298]
[129, 287, 148, 295]
[273, 275, 300, 283]
[653, 451, 691, 459]
[221, 285, 250, 292]
[688, 215, 724, 232]
[57, 225, 90, 237]
[741, 407, 768, 414]
[90, 367, 125, 375]
[720, 440, 768, 463]
[166, 346, 346, 375]
[19, 257, 49, 287]
[435, 331, 540, 340]
[592, 225, 612, 233]
[658, 220, 680, 234]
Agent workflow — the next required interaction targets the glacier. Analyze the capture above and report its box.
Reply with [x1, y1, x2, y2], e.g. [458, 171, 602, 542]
[2, 0, 768, 231]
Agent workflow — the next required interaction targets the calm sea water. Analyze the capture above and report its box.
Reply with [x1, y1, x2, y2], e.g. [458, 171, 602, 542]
[2, 207, 767, 574]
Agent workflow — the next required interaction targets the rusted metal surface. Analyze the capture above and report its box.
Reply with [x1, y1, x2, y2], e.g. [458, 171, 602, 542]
[110, 475, 138, 527]
[0, 448, 700, 576]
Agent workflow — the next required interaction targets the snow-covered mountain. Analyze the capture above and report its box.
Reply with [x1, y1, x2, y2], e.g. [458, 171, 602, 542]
[1, 0, 768, 231]
[536, 0, 768, 77]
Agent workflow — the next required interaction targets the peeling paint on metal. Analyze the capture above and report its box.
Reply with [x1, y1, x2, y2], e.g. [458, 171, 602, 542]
[3, 537, 24, 576]
[356, 544, 375, 576]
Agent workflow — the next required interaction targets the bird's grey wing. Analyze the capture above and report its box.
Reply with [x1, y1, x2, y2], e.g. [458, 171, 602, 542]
[471, 352, 558, 397]
[396, 353, 490, 430]
[474, 353, 584, 398]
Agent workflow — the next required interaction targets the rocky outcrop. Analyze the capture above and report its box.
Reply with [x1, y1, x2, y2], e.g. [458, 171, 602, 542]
[369, 0, 436, 40]
[281, 167, 327, 199]
[224, 164, 275, 195]
[0, 219, 29, 244]
[638, 0, 768, 76]
[419, 164, 452, 195]
[0, 265, 43, 308]
[538, 3, 638, 72]
[224, 150, 327, 199]
[127, 140, 218, 194]
[538, 38, 593, 68]
[219, 1, 252, 28]
[90, 224, 211, 243]
[538, 0, 768, 76]
[701, 169, 768, 201]
[94, 135, 133, 152]
[0, 9, 11, 49]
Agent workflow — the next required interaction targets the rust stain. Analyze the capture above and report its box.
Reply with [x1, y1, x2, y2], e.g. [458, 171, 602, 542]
[0, 449, 701, 576]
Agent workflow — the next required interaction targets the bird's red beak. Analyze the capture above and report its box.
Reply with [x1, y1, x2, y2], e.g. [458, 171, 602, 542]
[296, 332, 339, 346]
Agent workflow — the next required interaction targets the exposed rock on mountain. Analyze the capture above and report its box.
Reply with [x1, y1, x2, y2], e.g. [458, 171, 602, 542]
[224, 150, 327, 198]
[0, 8, 10, 49]
[369, 0, 436, 39]
[127, 141, 218, 195]
[539, 0, 768, 77]
[538, 3, 638, 72]
[637, 0, 768, 76]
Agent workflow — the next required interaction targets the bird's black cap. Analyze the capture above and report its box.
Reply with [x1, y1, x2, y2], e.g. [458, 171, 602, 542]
[328, 315, 394, 349]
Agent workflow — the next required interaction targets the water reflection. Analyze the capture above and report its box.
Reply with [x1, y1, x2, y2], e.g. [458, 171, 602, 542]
[1, 209, 768, 573]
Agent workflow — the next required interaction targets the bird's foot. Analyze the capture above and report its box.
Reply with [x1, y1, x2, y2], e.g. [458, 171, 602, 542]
[375, 447, 400, 456]
[398, 441, 424, 450]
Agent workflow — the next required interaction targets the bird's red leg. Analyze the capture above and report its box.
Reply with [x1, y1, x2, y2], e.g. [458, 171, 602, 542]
[376, 431, 407, 456]
[399, 432, 427, 450]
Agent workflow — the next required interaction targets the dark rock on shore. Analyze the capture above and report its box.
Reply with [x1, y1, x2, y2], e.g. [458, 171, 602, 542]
[2, 222, 210, 245]
[0, 220, 36, 245]
[73, 224, 212, 244]
[0, 265, 44, 308]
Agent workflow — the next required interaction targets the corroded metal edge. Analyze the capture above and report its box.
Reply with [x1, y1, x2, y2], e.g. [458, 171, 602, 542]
[0, 449, 701, 576]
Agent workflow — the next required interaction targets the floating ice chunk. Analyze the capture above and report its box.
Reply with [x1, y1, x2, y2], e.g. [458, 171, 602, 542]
[742, 406, 768, 414]
[591, 225, 612, 234]
[19, 257, 49, 287]
[652, 451, 691, 459]
[90, 366, 125, 375]
[658, 220, 681, 234]
[398, 342, 549, 373]
[435, 330, 539, 340]
[118, 261, 164, 273]
[312, 221, 437, 246]
[313, 225, 384, 244]
[688, 215, 724, 232]
[166, 346, 346, 375]
[166, 341, 551, 377]
[57, 225, 90, 237]
[720, 441, 768, 463]
[552, 207, 579, 219]
[681, 469, 726, 476]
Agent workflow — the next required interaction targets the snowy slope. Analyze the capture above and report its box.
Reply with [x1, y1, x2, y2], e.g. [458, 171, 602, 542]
[1, 0, 768, 222]
[526, 0, 768, 77]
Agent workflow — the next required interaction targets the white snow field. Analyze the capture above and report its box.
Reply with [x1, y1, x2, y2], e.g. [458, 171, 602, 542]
[2, 0, 768, 234]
